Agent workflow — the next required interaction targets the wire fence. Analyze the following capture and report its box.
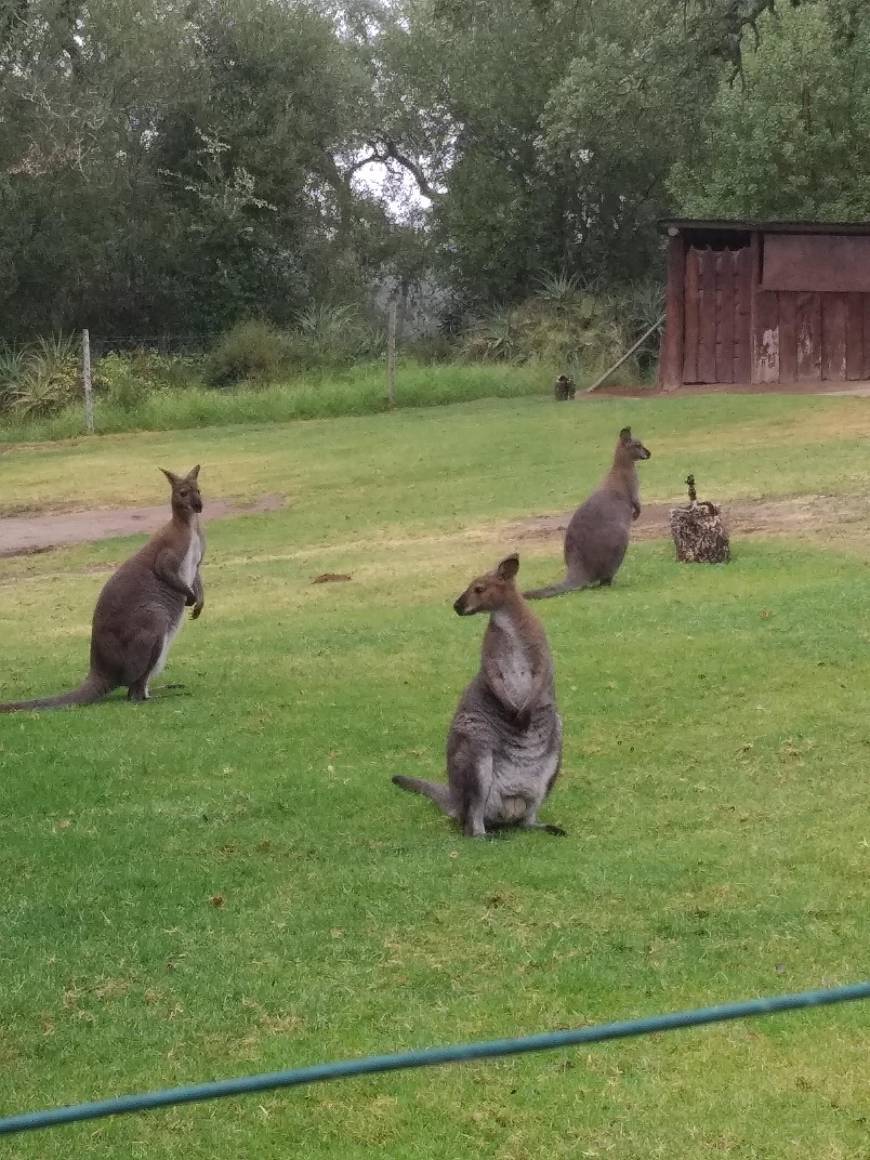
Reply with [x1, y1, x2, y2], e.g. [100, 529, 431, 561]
[1, 981, 868, 1137]
[90, 334, 218, 358]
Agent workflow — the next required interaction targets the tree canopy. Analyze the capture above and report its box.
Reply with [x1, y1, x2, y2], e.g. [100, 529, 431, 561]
[0, 0, 865, 337]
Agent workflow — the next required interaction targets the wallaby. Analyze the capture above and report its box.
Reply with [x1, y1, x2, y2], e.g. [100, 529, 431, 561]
[524, 427, 651, 600]
[393, 553, 565, 838]
[554, 374, 576, 401]
[0, 466, 205, 712]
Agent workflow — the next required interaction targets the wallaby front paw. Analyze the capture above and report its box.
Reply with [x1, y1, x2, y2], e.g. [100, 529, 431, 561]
[191, 602, 204, 620]
[514, 707, 532, 731]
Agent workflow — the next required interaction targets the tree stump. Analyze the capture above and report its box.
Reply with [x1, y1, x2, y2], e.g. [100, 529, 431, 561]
[554, 374, 576, 400]
[669, 475, 730, 564]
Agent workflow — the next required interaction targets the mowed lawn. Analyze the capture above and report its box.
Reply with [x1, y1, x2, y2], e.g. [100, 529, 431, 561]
[2, 392, 870, 1158]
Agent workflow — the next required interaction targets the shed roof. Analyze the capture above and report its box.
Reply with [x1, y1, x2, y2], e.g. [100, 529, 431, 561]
[659, 218, 870, 236]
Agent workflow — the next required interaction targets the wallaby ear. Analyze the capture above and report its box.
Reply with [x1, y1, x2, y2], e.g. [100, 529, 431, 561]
[619, 426, 632, 444]
[187, 464, 201, 481]
[497, 553, 520, 581]
[159, 467, 180, 487]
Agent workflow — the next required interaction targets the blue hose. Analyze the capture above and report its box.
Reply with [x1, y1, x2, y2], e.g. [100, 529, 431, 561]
[1, 981, 868, 1136]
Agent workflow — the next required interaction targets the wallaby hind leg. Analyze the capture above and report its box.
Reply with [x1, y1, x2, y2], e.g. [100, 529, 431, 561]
[125, 633, 164, 701]
[454, 748, 494, 839]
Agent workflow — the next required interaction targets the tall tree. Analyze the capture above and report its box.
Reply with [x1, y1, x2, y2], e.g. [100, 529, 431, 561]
[669, 2, 870, 219]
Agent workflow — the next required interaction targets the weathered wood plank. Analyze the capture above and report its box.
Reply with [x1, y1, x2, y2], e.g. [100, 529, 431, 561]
[752, 237, 779, 384]
[698, 247, 718, 383]
[846, 293, 863, 380]
[778, 293, 797, 383]
[715, 250, 735, 383]
[682, 247, 700, 383]
[822, 294, 847, 381]
[733, 246, 752, 383]
[796, 292, 822, 381]
[863, 296, 870, 380]
[763, 233, 870, 293]
[659, 233, 685, 389]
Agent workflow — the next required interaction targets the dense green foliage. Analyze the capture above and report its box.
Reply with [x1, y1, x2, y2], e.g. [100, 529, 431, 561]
[1, 0, 865, 340]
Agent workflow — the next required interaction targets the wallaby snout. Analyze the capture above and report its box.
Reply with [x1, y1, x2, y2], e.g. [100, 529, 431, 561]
[637, 445, 651, 460]
[453, 594, 473, 616]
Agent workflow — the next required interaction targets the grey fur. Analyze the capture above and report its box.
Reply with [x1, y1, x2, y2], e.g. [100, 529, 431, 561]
[524, 426, 650, 600]
[0, 466, 205, 712]
[393, 553, 565, 838]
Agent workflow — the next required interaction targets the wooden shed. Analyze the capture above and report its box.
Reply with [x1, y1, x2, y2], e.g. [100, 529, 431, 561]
[658, 219, 870, 389]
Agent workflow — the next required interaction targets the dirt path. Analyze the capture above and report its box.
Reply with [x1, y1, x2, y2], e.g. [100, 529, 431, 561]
[0, 494, 285, 558]
[1, 490, 866, 562]
[507, 494, 870, 547]
[591, 380, 870, 399]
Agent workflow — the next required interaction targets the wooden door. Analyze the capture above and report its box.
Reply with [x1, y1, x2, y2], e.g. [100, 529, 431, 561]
[682, 247, 752, 383]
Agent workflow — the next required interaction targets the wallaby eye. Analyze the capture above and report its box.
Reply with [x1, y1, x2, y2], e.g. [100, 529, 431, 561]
[473, 584, 485, 594]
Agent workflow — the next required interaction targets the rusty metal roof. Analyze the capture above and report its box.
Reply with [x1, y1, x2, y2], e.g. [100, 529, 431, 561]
[659, 218, 870, 235]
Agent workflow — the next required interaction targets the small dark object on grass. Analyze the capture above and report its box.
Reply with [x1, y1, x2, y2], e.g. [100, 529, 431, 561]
[670, 474, 731, 564]
[312, 572, 352, 584]
[554, 374, 576, 401]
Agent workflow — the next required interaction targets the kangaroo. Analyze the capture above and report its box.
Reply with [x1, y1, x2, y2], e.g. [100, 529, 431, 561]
[393, 553, 565, 838]
[0, 466, 205, 712]
[524, 426, 651, 600]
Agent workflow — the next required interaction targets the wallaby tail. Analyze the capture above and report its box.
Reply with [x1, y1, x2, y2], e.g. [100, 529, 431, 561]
[0, 672, 113, 714]
[392, 775, 456, 818]
[522, 577, 586, 601]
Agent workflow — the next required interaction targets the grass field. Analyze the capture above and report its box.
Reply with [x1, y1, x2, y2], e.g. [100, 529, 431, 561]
[2, 392, 870, 1158]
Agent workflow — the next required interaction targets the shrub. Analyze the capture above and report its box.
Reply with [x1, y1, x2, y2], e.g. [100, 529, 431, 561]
[4, 334, 81, 418]
[95, 354, 143, 411]
[293, 304, 384, 368]
[460, 285, 629, 373]
[205, 320, 292, 386]
[0, 345, 27, 412]
[95, 350, 204, 408]
[613, 279, 666, 373]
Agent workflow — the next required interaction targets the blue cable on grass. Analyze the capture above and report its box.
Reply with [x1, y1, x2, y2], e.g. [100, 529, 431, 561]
[1, 981, 868, 1136]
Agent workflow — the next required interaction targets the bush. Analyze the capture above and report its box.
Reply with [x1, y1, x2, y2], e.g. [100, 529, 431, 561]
[205, 309, 385, 386]
[2, 334, 81, 418]
[291, 304, 384, 369]
[460, 280, 629, 373]
[613, 280, 665, 373]
[0, 345, 27, 412]
[205, 320, 292, 386]
[95, 350, 204, 409]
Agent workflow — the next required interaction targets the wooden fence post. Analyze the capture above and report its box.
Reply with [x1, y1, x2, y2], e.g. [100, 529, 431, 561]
[386, 300, 397, 408]
[82, 329, 94, 434]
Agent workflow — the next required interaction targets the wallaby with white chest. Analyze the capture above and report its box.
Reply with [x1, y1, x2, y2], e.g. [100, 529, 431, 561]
[393, 553, 565, 838]
[524, 426, 651, 600]
[0, 465, 205, 712]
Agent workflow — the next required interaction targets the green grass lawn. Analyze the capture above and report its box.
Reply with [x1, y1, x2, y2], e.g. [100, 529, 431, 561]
[2, 392, 870, 1158]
